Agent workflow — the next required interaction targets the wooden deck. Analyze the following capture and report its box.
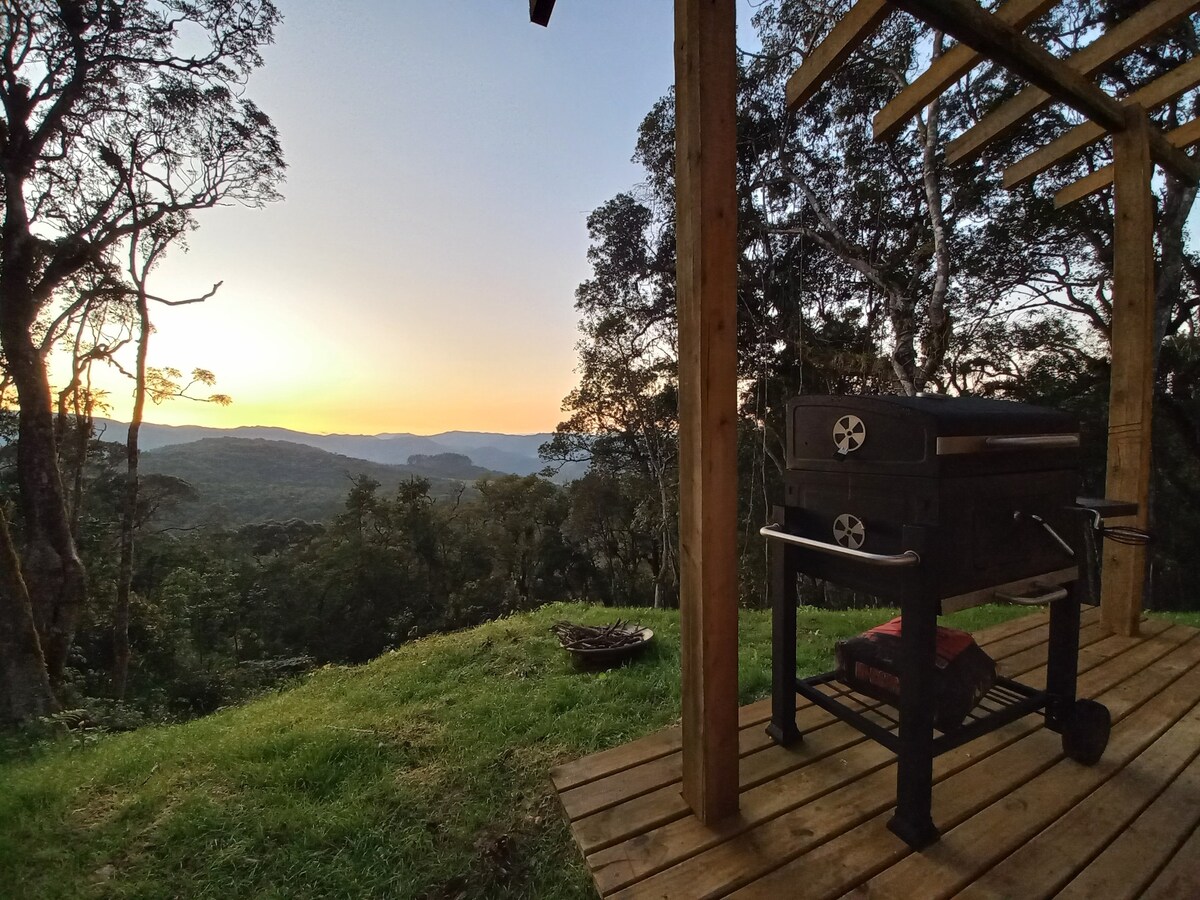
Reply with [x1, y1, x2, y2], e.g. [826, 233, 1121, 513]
[550, 608, 1200, 898]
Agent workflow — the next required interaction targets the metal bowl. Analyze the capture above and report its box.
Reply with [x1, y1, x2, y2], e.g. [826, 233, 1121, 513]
[562, 627, 655, 665]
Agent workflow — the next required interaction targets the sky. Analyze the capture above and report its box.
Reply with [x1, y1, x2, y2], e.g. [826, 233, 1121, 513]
[73, 1, 760, 437]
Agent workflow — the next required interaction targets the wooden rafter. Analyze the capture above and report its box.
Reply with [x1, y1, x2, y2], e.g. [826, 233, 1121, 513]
[946, 0, 1200, 165]
[786, 0, 890, 109]
[1006, 56, 1200, 189]
[893, 0, 1200, 182]
[1055, 116, 1200, 207]
[872, 0, 1058, 142]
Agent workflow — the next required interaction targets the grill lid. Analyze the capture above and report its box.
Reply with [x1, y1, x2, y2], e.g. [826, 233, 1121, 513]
[786, 394, 1080, 475]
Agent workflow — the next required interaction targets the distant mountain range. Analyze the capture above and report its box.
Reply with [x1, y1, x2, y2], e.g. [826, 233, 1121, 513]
[94, 418, 566, 477]
[137, 437, 502, 528]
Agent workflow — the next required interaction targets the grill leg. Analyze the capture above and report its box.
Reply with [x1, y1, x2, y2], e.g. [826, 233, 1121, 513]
[1045, 580, 1081, 733]
[767, 505, 802, 747]
[887, 595, 940, 850]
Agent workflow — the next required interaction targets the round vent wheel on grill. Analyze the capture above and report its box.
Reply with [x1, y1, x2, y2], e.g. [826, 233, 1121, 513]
[832, 414, 866, 453]
[833, 513, 865, 550]
[1062, 699, 1111, 766]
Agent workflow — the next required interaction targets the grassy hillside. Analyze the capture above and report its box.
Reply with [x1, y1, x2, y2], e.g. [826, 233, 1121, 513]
[0, 603, 1038, 900]
[139, 438, 495, 527]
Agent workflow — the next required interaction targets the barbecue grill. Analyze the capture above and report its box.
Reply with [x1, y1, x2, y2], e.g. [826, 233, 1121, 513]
[761, 394, 1126, 849]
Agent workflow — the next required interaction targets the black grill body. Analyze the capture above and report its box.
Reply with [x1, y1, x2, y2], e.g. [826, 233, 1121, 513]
[782, 395, 1082, 605]
[765, 394, 1112, 852]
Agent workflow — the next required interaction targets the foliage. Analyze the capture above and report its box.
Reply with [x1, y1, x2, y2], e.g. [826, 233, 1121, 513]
[0, 602, 1032, 899]
[136, 437, 488, 527]
[544, 0, 1200, 612]
[0, 0, 284, 720]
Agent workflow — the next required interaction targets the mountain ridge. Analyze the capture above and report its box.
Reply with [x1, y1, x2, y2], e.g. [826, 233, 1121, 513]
[95, 417, 558, 476]
[138, 436, 501, 527]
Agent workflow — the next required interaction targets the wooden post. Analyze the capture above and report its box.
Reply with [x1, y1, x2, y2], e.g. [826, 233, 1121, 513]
[1101, 105, 1155, 637]
[674, 0, 740, 823]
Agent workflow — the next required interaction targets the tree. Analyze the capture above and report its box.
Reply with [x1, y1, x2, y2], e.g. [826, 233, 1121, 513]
[112, 218, 231, 699]
[472, 474, 577, 607]
[0, 0, 283, 720]
[548, 0, 1200, 610]
[541, 194, 682, 608]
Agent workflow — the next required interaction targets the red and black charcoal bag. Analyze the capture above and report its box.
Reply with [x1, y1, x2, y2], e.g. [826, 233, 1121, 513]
[834, 618, 997, 732]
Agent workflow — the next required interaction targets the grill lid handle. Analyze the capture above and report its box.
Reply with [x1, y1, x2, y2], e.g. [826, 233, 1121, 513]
[937, 433, 1081, 454]
[982, 434, 1080, 450]
[994, 585, 1069, 606]
[759, 524, 921, 567]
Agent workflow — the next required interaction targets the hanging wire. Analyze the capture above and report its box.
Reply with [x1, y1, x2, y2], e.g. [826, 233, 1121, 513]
[1079, 506, 1153, 545]
[1099, 525, 1153, 545]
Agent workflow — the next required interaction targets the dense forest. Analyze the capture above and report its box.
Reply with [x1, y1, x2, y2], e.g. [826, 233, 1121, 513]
[4, 0, 1200, 726]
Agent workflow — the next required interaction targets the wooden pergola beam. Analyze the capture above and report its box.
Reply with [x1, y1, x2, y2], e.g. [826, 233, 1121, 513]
[1005, 56, 1200, 189]
[1054, 116, 1200, 207]
[786, 0, 889, 110]
[872, 0, 1057, 142]
[675, 0, 741, 825]
[945, 0, 1200, 166]
[891, 0, 1200, 184]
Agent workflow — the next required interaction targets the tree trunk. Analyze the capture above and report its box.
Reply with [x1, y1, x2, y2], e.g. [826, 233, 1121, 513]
[113, 294, 151, 699]
[0, 505, 59, 720]
[0, 314, 87, 684]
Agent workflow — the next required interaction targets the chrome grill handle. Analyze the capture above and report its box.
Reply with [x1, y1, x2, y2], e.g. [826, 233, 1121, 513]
[994, 586, 1069, 606]
[983, 435, 1080, 450]
[759, 524, 921, 567]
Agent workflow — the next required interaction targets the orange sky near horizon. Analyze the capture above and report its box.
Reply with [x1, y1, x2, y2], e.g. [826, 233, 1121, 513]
[45, 3, 760, 438]
[46, 3, 680, 438]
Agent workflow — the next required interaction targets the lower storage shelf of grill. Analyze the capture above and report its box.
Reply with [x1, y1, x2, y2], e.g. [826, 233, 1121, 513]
[796, 671, 1048, 756]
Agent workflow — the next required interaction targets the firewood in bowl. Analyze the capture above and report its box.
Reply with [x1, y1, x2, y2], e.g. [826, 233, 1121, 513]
[550, 620, 654, 665]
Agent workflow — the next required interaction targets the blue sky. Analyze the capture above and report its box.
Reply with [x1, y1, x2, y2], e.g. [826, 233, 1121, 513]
[111, 1, 759, 435]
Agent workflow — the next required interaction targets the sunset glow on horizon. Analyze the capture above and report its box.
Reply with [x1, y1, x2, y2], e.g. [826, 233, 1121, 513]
[58, 1, 752, 438]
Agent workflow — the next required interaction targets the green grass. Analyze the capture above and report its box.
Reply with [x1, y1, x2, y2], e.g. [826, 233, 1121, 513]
[1151, 609, 1200, 628]
[0, 603, 1042, 899]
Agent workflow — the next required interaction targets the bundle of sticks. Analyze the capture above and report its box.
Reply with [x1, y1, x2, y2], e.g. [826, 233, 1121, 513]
[551, 620, 645, 651]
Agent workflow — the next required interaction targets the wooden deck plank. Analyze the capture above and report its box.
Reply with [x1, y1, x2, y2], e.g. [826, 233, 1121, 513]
[575, 614, 1101, 882]
[716, 624, 1196, 900]
[552, 696, 791, 793]
[598, 624, 1189, 898]
[552, 726, 687, 793]
[574, 717, 879, 856]
[956, 692, 1200, 897]
[1055, 749, 1200, 900]
[590, 729, 898, 894]
[560, 697, 871, 821]
[966, 606, 1053, 643]
[549, 612, 1200, 900]
[1139, 819, 1200, 899]
[983, 614, 1082, 660]
[846, 637, 1200, 898]
[550, 609, 1054, 793]
[728, 733, 1063, 900]
[996, 618, 1105, 675]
